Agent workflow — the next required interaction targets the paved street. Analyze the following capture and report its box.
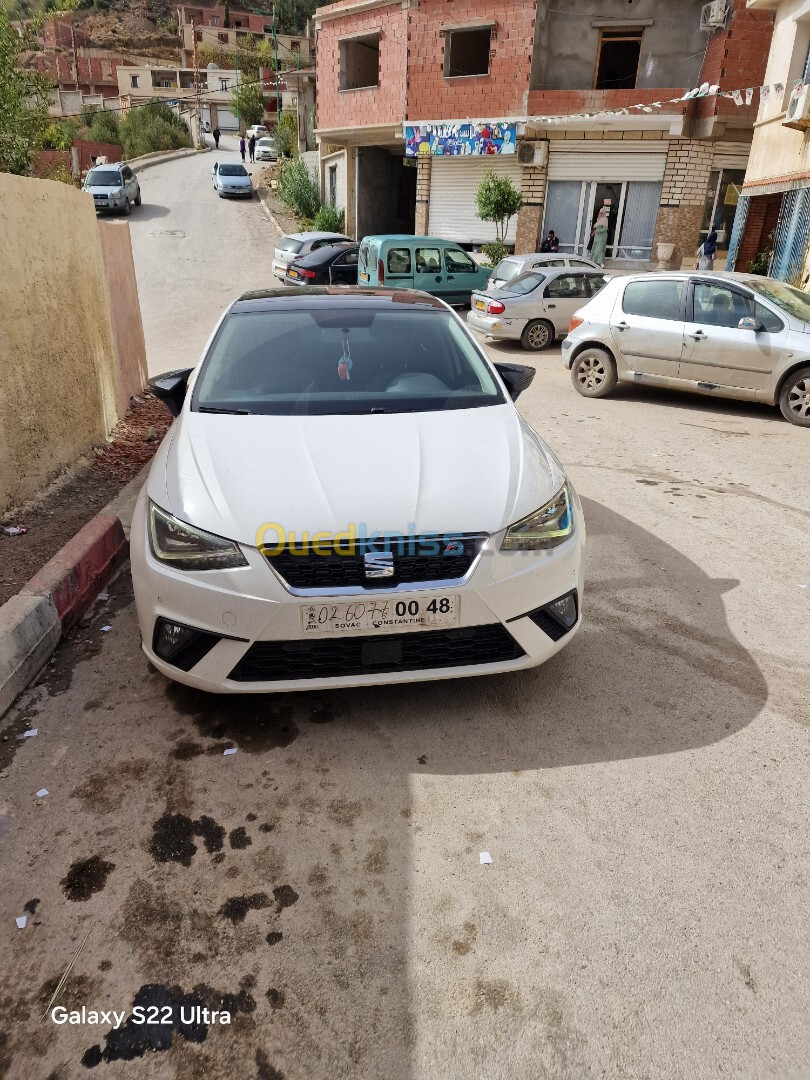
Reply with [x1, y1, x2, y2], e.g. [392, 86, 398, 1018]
[1, 155, 809, 1079]
[128, 135, 277, 376]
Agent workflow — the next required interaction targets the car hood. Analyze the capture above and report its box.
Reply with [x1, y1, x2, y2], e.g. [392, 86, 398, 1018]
[150, 406, 566, 547]
[85, 185, 122, 194]
[218, 174, 251, 185]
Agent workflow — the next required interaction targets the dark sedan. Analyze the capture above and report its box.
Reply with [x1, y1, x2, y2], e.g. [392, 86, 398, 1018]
[284, 242, 360, 287]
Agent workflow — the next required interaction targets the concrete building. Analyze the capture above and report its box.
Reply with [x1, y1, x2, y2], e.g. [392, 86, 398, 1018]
[314, 0, 774, 267]
[177, 4, 311, 72]
[117, 63, 241, 130]
[726, 0, 810, 283]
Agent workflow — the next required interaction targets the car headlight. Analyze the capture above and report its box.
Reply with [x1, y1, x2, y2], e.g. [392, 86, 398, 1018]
[501, 484, 573, 550]
[148, 503, 248, 570]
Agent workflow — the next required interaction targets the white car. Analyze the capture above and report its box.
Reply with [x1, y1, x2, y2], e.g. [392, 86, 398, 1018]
[255, 136, 277, 161]
[245, 124, 269, 140]
[132, 289, 585, 693]
[487, 252, 601, 291]
[212, 161, 253, 198]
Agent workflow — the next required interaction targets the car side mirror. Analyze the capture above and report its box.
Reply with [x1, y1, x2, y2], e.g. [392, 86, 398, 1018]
[149, 369, 193, 417]
[738, 316, 761, 332]
[495, 362, 535, 401]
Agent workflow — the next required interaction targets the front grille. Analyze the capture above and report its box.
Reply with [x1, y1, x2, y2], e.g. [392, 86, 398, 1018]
[228, 624, 524, 682]
[264, 535, 484, 591]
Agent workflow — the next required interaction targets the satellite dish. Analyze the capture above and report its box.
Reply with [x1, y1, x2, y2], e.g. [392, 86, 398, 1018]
[207, 62, 218, 70]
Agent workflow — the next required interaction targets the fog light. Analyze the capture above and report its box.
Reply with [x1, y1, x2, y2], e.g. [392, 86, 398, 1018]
[545, 592, 577, 629]
[153, 618, 222, 671]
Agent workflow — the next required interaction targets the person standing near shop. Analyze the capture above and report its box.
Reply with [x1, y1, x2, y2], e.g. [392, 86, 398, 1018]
[239, 135, 246, 162]
[213, 126, 220, 149]
[589, 205, 610, 267]
[697, 229, 718, 271]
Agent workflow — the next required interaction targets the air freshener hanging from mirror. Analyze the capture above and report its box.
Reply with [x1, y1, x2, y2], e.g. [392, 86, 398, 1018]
[338, 330, 353, 381]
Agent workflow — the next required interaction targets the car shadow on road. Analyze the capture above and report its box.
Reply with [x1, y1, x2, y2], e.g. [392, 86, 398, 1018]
[127, 204, 172, 222]
[148, 496, 767, 1077]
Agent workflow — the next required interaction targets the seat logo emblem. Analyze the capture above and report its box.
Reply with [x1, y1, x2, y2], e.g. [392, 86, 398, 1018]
[364, 551, 394, 578]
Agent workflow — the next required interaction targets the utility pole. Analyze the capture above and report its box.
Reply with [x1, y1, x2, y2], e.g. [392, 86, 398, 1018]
[272, 3, 280, 121]
[191, 16, 202, 146]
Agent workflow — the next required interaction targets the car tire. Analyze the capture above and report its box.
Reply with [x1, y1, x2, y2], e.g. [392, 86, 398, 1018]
[122, 198, 131, 217]
[520, 319, 555, 351]
[778, 366, 810, 426]
[134, 191, 141, 206]
[571, 347, 618, 398]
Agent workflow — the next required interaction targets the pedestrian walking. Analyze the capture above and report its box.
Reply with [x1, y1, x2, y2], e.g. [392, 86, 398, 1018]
[239, 136, 246, 162]
[589, 204, 610, 267]
[540, 229, 559, 254]
[697, 229, 718, 272]
[249, 134, 256, 163]
[213, 127, 220, 149]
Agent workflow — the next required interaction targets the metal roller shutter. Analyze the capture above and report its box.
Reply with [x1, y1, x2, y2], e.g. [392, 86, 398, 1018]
[429, 157, 523, 245]
[770, 186, 810, 282]
[712, 142, 751, 171]
[547, 141, 667, 182]
[216, 108, 239, 131]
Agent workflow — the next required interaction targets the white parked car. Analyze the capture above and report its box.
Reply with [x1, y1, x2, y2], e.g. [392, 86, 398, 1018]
[255, 136, 277, 161]
[562, 270, 810, 426]
[245, 124, 269, 140]
[132, 289, 585, 693]
[488, 252, 601, 291]
[212, 161, 253, 198]
[272, 231, 351, 280]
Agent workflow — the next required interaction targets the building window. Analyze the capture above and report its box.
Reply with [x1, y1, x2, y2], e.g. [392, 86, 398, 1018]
[233, 19, 242, 28]
[194, 29, 201, 41]
[291, 40, 300, 52]
[328, 164, 337, 205]
[444, 27, 491, 78]
[263, 24, 273, 33]
[210, 15, 219, 26]
[130, 74, 139, 88]
[594, 29, 643, 90]
[219, 78, 228, 91]
[218, 32, 228, 44]
[339, 33, 379, 91]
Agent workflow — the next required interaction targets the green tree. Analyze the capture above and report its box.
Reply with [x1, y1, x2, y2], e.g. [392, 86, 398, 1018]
[474, 170, 522, 246]
[0, 6, 54, 174]
[87, 109, 120, 145]
[276, 110, 297, 158]
[118, 102, 189, 159]
[233, 79, 268, 128]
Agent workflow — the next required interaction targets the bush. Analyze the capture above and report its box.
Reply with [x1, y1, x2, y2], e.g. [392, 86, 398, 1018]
[118, 102, 189, 160]
[276, 111, 297, 158]
[276, 156, 320, 219]
[313, 203, 344, 233]
[480, 240, 508, 269]
[87, 109, 120, 146]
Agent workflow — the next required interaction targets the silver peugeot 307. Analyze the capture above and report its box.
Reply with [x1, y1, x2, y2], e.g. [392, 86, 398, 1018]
[562, 271, 810, 427]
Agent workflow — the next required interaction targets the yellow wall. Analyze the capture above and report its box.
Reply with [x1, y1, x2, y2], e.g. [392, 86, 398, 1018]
[0, 174, 144, 514]
[746, 0, 810, 183]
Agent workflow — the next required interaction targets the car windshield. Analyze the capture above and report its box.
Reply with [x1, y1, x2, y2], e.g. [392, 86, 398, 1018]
[493, 258, 521, 281]
[257, 138, 274, 147]
[504, 272, 546, 296]
[279, 237, 304, 254]
[218, 164, 248, 177]
[747, 279, 810, 322]
[86, 170, 121, 187]
[192, 307, 505, 415]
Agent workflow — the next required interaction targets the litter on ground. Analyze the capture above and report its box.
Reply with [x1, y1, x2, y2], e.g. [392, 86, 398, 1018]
[15, 916, 27, 930]
[23, 729, 38, 738]
[223, 748, 238, 756]
[36, 789, 48, 798]
[480, 852, 493, 864]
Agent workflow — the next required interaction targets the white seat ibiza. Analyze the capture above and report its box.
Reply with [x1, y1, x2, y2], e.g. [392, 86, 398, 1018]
[130, 288, 585, 693]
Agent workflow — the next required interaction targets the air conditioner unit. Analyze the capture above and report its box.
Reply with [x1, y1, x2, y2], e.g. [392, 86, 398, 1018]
[700, 1, 728, 31]
[517, 140, 548, 167]
[785, 83, 810, 129]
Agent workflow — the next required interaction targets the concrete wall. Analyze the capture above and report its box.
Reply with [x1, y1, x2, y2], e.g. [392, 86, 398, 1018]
[97, 224, 149, 415]
[534, 0, 705, 91]
[0, 175, 145, 514]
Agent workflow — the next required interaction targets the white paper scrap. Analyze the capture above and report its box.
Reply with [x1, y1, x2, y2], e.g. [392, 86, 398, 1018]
[101, 625, 112, 632]
[800, 584, 808, 589]
[23, 729, 38, 738]
[16, 916, 27, 929]
[479, 852, 493, 864]
[223, 747, 238, 756]
[36, 788, 48, 798]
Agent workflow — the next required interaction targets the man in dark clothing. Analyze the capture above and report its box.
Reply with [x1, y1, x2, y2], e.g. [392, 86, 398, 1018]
[248, 134, 256, 163]
[239, 136, 246, 162]
[213, 127, 220, 149]
[540, 230, 559, 254]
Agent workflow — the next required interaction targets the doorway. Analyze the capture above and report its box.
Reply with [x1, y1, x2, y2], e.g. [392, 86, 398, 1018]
[543, 178, 662, 261]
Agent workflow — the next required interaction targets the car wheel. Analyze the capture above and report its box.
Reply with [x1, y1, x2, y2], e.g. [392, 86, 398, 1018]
[778, 365, 810, 426]
[520, 319, 555, 351]
[122, 198, 131, 217]
[134, 191, 141, 206]
[571, 347, 618, 398]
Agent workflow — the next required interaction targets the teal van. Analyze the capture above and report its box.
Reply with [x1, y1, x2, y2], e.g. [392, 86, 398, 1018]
[357, 235, 491, 306]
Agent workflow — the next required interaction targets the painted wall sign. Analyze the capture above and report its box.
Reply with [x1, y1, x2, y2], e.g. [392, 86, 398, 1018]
[404, 122, 517, 157]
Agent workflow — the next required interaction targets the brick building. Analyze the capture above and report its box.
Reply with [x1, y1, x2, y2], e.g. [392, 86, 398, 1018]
[177, 4, 311, 71]
[26, 15, 138, 106]
[315, 0, 773, 267]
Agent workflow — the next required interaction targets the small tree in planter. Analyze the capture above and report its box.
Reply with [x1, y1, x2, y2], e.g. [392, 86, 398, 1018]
[475, 170, 522, 267]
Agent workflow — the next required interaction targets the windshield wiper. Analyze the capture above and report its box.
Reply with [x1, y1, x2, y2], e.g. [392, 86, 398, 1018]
[198, 406, 252, 415]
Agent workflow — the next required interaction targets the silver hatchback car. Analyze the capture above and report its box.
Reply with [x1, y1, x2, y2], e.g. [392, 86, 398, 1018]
[562, 271, 810, 427]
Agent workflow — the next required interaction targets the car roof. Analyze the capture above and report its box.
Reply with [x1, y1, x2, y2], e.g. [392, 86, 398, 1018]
[284, 231, 349, 242]
[503, 253, 592, 264]
[294, 241, 359, 264]
[359, 235, 463, 245]
[605, 269, 774, 288]
[87, 162, 124, 170]
[232, 286, 446, 313]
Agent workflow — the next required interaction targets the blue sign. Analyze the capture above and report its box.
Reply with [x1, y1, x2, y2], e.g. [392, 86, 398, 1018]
[404, 122, 517, 157]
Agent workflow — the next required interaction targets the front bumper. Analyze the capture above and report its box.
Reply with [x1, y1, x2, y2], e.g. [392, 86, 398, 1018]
[219, 186, 253, 198]
[130, 491, 585, 693]
[466, 309, 523, 341]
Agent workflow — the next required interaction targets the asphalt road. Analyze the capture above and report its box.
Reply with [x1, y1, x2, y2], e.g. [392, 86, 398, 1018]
[1, 159, 809, 1079]
[128, 134, 277, 377]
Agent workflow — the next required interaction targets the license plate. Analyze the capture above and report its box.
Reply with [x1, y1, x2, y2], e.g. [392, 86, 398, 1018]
[301, 595, 459, 636]
[288, 269, 298, 278]
[475, 299, 485, 310]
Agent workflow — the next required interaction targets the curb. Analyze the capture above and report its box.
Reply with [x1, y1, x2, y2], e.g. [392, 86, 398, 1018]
[257, 189, 285, 236]
[0, 464, 149, 718]
[130, 147, 210, 175]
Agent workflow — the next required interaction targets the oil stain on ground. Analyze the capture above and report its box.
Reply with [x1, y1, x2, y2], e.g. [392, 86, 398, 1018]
[229, 827, 252, 849]
[81, 979, 256, 1067]
[150, 813, 225, 866]
[61, 856, 115, 901]
[166, 685, 300, 752]
[218, 893, 270, 923]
